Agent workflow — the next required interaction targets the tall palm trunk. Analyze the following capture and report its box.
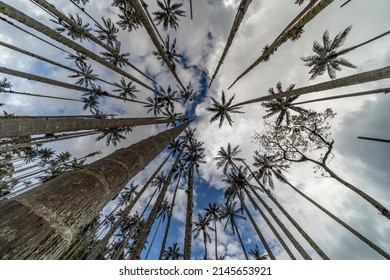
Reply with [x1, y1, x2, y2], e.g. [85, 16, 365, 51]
[228, 0, 334, 89]
[129, 0, 186, 92]
[357, 136, 390, 144]
[203, 230, 208, 260]
[0, 122, 189, 259]
[0, 116, 174, 138]
[2, 90, 81, 103]
[209, 0, 252, 87]
[0, 66, 146, 104]
[0, 2, 154, 92]
[233, 66, 390, 107]
[0, 40, 116, 87]
[281, 177, 390, 259]
[243, 187, 296, 260]
[213, 218, 218, 260]
[291, 87, 390, 105]
[144, 214, 164, 259]
[31, 0, 156, 84]
[232, 214, 249, 260]
[86, 150, 174, 260]
[313, 160, 390, 220]
[183, 164, 194, 259]
[158, 172, 182, 259]
[129, 142, 187, 259]
[240, 160, 326, 259]
[342, 30, 390, 54]
[238, 197, 275, 260]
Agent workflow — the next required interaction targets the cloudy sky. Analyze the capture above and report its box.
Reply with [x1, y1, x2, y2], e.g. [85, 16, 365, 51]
[1, 0, 390, 260]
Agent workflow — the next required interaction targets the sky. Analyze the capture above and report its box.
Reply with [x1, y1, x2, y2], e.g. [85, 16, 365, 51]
[0, 0, 390, 260]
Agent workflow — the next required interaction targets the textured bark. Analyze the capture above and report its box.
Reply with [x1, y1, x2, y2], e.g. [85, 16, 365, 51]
[183, 165, 194, 259]
[129, 0, 186, 92]
[0, 116, 172, 138]
[234, 66, 390, 107]
[129, 143, 186, 259]
[86, 151, 173, 260]
[0, 122, 189, 259]
[31, 0, 155, 84]
[209, 0, 252, 87]
[0, 2, 154, 92]
[229, 0, 334, 89]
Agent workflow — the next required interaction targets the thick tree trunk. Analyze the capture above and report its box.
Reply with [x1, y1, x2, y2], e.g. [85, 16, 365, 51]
[234, 66, 390, 107]
[228, 0, 334, 89]
[0, 2, 154, 92]
[209, 0, 252, 87]
[0, 116, 173, 138]
[86, 151, 173, 260]
[0, 122, 189, 259]
[129, 142, 187, 259]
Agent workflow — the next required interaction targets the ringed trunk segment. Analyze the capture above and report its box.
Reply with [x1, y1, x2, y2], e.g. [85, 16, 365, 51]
[0, 117, 173, 138]
[0, 122, 189, 259]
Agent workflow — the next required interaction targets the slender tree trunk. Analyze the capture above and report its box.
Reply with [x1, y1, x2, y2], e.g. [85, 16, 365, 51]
[0, 40, 116, 87]
[0, 122, 189, 259]
[0, 116, 174, 138]
[342, 30, 390, 54]
[203, 231, 208, 260]
[158, 172, 182, 259]
[31, 0, 156, 84]
[86, 150, 173, 260]
[319, 162, 390, 220]
[129, 0, 186, 92]
[228, 0, 334, 89]
[213, 218, 218, 260]
[189, 0, 193, 20]
[357, 136, 390, 144]
[291, 87, 390, 105]
[239, 198, 275, 260]
[281, 177, 390, 259]
[237, 161, 314, 259]
[243, 188, 296, 260]
[0, 2, 154, 92]
[129, 142, 187, 259]
[233, 66, 390, 107]
[144, 215, 163, 259]
[183, 164, 194, 259]
[209, 0, 252, 87]
[232, 217, 249, 260]
[0, 66, 146, 104]
[340, 0, 352, 7]
[2, 90, 81, 102]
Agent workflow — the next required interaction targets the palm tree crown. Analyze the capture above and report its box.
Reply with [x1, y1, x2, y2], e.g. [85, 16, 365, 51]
[301, 25, 357, 80]
[206, 91, 243, 128]
[153, 0, 186, 31]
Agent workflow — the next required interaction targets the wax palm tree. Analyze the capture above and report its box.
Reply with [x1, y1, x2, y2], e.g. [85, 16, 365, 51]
[262, 82, 309, 126]
[144, 96, 165, 116]
[163, 242, 183, 260]
[224, 167, 276, 260]
[113, 78, 139, 100]
[69, 62, 98, 88]
[228, 0, 334, 89]
[116, 2, 143, 32]
[219, 200, 248, 259]
[214, 143, 243, 174]
[248, 244, 268, 260]
[144, 199, 171, 259]
[302, 26, 390, 79]
[180, 82, 195, 104]
[209, 0, 252, 87]
[153, 35, 182, 68]
[206, 91, 243, 128]
[94, 17, 119, 47]
[156, 85, 180, 111]
[193, 213, 214, 260]
[183, 138, 206, 259]
[95, 126, 133, 146]
[204, 203, 221, 260]
[51, 13, 92, 42]
[101, 42, 130, 68]
[153, 0, 186, 31]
